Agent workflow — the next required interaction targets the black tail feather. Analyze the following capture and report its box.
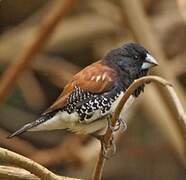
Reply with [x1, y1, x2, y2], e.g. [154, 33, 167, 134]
[7, 111, 59, 139]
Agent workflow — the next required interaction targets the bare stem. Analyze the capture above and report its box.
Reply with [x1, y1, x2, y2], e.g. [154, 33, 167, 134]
[92, 75, 186, 180]
[0, 147, 80, 180]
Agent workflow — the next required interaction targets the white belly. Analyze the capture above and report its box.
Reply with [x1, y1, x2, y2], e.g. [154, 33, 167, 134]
[30, 93, 135, 135]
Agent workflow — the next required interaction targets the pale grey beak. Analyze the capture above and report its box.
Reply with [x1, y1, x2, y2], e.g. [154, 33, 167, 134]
[141, 53, 158, 70]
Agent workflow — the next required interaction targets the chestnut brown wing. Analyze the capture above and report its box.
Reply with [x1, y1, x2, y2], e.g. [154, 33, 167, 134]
[44, 61, 117, 114]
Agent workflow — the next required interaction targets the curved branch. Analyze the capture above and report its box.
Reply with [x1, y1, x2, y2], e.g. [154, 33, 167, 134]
[92, 75, 186, 180]
[0, 147, 80, 180]
[0, 165, 39, 180]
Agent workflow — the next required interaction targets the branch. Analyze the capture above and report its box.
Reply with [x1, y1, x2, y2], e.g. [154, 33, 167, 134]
[92, 75, 186, 180]
[0, 0, 76, 104]
[0, 165, 39, 180]
[0, 147, 80, 180]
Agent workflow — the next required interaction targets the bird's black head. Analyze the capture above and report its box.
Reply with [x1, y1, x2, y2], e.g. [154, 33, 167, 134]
[105, 43, 158, 78]
[104, 43, 158, 96]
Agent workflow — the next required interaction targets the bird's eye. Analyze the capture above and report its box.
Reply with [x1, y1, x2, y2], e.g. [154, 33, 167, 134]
[134, 55, 138, 60]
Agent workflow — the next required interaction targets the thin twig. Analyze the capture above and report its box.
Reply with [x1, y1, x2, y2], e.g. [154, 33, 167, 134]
[0, 147, 80, 180]
[92, 75, 186, 180]
[0, 0, 76, 104]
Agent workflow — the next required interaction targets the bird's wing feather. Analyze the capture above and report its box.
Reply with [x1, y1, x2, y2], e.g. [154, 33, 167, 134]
[44, 61, 117, 114]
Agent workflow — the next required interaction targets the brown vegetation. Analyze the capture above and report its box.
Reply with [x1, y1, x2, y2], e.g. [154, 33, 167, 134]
[0, 0, 186, 179]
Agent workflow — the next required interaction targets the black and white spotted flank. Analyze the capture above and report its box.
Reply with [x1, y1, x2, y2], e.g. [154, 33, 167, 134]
[61, 82, 143, 123]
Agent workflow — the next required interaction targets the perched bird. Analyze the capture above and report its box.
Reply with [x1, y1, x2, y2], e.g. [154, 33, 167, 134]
[8, 43, 158, 139]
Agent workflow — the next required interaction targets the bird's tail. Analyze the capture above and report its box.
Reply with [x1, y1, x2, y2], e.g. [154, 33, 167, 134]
[7, 117, 46, 139]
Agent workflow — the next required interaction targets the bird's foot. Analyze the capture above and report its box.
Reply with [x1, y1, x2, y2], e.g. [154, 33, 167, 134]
[99, 134, 116, 159]
[115, 118, 127, 132]
[95, 115, 126, 158]
[107, 115, 127, 132]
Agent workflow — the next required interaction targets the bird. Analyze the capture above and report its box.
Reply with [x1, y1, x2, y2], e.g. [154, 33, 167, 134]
[8, 43, 158, 140]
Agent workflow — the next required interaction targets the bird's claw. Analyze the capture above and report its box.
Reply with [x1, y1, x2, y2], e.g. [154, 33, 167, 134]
[115, 118, 127, 132]
[100, 135, 116, 159]
[107, 115, 127, 133]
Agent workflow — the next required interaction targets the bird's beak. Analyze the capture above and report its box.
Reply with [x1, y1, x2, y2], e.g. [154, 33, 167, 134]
[142, 53, 158, 70]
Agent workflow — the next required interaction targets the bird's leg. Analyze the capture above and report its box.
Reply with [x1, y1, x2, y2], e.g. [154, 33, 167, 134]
[92, 135, 108, 158]
[97, 114, 117, 158]
[96, 135, 116, 159]
[107, 134, 116, 157]
[99, 136, 110, 159]
[92, 114, 117, 158]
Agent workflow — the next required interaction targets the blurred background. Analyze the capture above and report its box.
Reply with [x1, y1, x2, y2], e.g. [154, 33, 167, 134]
[0, 0, 186, 179]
